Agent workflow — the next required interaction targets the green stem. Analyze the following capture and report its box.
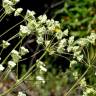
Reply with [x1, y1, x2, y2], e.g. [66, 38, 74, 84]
[0, 20, 24, 38]
[1, 38, 24, 65]
[0, 13, 6, 22]
[64, 66, 90, 96]
[0, 80, 22, 96]
[0, 8, 3, 12]
[0, 48, 3, 55]
[16, 39, 23, 80]
[7, 34, 18, 42]
[3, 68, 11, 80]
[0, 51, 47, 96]
[0, 12, 5, 19]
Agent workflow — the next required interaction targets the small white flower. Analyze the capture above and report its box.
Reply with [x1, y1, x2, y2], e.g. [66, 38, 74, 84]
[57, 46, 64, 54]
[36, 60, 45, 66]
[46, 19, 60, 32]
[36, 76, 44, 80]
[3, 4, 15, 14]
[57, 38, 67, 53]
[0, 64, 4, 71]
[46, 19, 55, 26]
[82, 92, 87, 96]
[55, 31, 63, 40]
[36, 26, 46, 36]
[47, 48, 55, 55]
[36, 76, 45, 83]
[27, 10, 35, 16]
[27, 20, 37, 31]
[11, 49, 19, 55]
[47, 25, 55, 32]
[73, 51, 81, 57]
[67, 46, 73, 52]
[18, 91, 26, 96]
[39, 65, 47, 72]
[77, 54, 83, 61]
[14, 8, 23, 16]
[2, 40, 10, 49]
[3, 0, 20, 14]
[20, 46, 29, 56]
[45, 40, 50, 47]
[95, 72, 96, 76]
[8, 61, 16, 68]
[7, 6, 15, 14]
[68, 36, 74, 45]
[87, 32, 96, 45]
[73, 71, 78, 80]
[76, 38, 88, 46]
[63, 29, 69, 36]
[59, 38, 67, 46]
[3, 0, 13, 6]
[19, 25, 31, 37]
[83, 87, 96, 96]
[54, 21, 60, 28]
[25, 10, 35, 21]
[36, 60, 47, 72]
[38, 14, 47, 23]
[36, 36, 44, 45]
[11, 50, 21, 63]
[12, 0, 20, 4]
[79, 78, 86, 87]
[86, 87, 95, 94]
[70, 60, 77, 68]
[72, 46, 80, 52]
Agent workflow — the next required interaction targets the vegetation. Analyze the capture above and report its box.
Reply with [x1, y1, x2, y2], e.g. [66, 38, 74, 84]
[0, 0, 96, 96]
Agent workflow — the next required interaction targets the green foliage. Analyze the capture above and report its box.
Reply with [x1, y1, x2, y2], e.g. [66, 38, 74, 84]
[52, 0, 96, 37]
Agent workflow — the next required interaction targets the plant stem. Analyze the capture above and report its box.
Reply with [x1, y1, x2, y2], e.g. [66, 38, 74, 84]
[0, 51, 47, 95]
[1, 38, 24, 65]
[3, 68, 11, 80]
[64, 66, 90, 96]
[0, 13, 6, 22]
[7, 34, 18, 42]
[0, 20, 24, 38]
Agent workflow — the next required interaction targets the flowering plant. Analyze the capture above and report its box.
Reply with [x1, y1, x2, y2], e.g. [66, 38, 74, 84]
[0, 0, 96, 96]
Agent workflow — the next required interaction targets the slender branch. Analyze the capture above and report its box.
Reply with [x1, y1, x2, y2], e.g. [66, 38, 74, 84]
[64, 66, 90, 96]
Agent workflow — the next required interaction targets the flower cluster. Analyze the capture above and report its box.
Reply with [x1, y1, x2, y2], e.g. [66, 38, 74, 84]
[72, 71, 78, 80]
[78, 78, 96, 96]
[14, 8, 23, 16]
[25, 10, 35, 20]
[18, 10, 96, 66]
[1, 0, 96, 95]
[82, 87, 96, 96]
[36, 60, 47, 72]
[19, 25, 31, 37]
[0, 64, 4, 71]
[57, 38, 67, 53]
[18, 91, 26, 96]
[7, 46, 29, 68]
[69, 32, 96, 66]
[8, 60, 16, 69]
[46, 19, 60, 32]
[36, 76, 45, 83]
[2, 40, 10, 49]
[87, 32, 96, 45]
[2, 0, 20, 14]
[35, 60, 47, 83]
[20, 46, 29, 56]
[79, 78, 87, 87]
[11, 49, 21, 63]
